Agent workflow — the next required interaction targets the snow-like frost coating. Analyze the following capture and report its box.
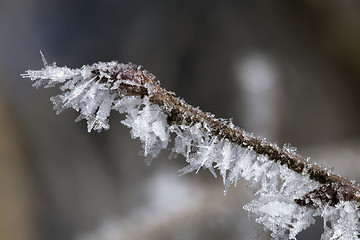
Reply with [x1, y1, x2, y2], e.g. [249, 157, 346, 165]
[115, 96, 169, 164]
[22, 61, 360, 239]
[320, 201, 360, 240]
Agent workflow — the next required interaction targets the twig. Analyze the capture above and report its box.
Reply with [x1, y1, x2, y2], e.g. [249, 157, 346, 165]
[22, 59, 360, 239]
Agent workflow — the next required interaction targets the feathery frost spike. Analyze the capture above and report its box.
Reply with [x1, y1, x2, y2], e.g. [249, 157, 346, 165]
[22, 57, 360, 239]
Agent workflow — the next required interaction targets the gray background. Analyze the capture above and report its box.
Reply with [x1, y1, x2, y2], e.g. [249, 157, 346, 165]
[1, 0, 360, 239]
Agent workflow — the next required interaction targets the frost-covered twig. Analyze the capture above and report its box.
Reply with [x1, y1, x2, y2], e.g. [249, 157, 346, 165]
[22, 58, 360, 239]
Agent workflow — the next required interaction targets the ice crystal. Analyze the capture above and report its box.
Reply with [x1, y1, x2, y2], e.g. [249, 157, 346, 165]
[22, 59, 360, 239]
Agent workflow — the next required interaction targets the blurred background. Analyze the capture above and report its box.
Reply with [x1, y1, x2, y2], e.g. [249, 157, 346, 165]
[1, 0, 360, 239]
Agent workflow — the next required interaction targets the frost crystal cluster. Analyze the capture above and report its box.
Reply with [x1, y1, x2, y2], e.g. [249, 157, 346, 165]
[22, 59, 360, 239]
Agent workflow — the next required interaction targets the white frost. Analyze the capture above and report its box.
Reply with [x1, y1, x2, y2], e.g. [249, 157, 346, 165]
[119, 97, 169, 164]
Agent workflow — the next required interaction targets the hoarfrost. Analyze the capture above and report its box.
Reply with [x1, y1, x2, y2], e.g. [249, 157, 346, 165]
[22, 60, 360, 239]
[119, 96, 169, 164]
[321, 201, 360, 240]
